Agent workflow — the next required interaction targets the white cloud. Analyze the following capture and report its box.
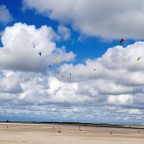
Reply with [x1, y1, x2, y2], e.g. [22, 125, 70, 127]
[0, 25, 144, 123]
[23, 0, 144, 39]
[0, 23, 75, 72]
[57, 25, 71, 40]
[128, 109, 142, 115]
[0, 5, 12, 24]
[57, 42, 144, 111]
[107, 95, 133, 105]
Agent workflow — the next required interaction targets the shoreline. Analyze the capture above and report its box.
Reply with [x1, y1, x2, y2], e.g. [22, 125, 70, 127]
[0, 121, 144, 129]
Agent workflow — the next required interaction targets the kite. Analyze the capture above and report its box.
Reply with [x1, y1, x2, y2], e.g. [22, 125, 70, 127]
[71, 39, 75, 45]
[120, 38, 124, 44]
[56, 60, 60, 64]
[32, 42, 36, 48]
[137, 57, 141, 61]
[39, 52, 41, 56]
[94, 69, 96, 71]
[108, 66, 111, 69]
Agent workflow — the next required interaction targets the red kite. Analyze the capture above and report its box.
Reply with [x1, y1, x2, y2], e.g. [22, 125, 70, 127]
[120, 38, 124, 44]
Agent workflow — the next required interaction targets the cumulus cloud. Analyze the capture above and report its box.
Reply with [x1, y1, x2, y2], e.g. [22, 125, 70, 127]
[128, 109, 142, 115]
[0, 22, 144, 123]
[57, 25, 71, 40]
[107, 95, 133, 105]
[23, 0, 144, 39]
[0, 23, 75, 72]
[0, 5, 12, 24]
[57, 42, 144, 112]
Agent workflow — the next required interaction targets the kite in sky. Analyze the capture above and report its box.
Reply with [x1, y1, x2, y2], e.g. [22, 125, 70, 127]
[32, 42, 36, 48]
[39, 52, 41, 56]
[120, 38, 124, 44]
[32, 43, 42, 56]
[56, 60, 60, 64]
[137, 57, 141, 61]
[71, 39, 75, 45]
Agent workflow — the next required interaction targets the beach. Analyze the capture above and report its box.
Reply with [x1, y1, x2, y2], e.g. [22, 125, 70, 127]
[0, 123, 144, 144]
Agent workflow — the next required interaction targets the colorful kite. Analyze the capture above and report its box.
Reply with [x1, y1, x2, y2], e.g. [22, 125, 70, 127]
[120, 38, 124, 44]
[56, 60, 60, 64]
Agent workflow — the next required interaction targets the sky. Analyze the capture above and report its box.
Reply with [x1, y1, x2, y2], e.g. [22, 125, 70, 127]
[0, 0, 144, 125]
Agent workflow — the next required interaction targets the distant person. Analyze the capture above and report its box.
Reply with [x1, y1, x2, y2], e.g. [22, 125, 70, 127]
[79, 127, 81, 131]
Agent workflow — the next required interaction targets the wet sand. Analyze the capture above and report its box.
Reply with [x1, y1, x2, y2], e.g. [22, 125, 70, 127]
[0, 123, 144, 144]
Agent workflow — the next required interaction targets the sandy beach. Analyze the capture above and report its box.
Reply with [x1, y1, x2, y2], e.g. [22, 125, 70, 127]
[0, 123, 143, 144]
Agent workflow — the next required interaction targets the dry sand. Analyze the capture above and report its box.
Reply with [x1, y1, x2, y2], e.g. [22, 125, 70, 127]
[0, 123, 144, 144]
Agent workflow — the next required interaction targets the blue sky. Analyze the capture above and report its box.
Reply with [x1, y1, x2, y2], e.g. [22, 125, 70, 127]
[0, 0, 144, 124]
[0, 0, 132, 62]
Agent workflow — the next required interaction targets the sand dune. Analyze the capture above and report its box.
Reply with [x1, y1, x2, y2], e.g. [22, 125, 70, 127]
[0, 123, 144, 144]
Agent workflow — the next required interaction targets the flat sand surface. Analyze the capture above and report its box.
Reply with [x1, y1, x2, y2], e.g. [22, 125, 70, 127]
[0, 123, 144, 144]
